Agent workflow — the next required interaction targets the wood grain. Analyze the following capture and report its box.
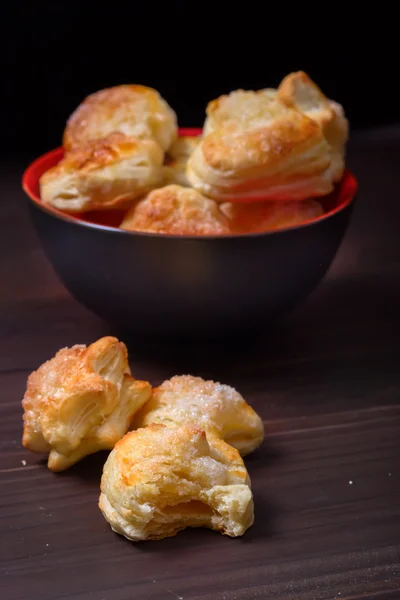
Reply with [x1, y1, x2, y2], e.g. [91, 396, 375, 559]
[1, 127, 400, 599]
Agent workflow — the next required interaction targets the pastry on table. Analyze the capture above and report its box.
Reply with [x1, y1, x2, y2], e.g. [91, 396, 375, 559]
[22, 336, 152, 471]
[99, 423, 254, 541]
[132, 374, 264, 456]
[162, 135, 201, 186]
[220, 198, 324, 234]
[186, 72, 348, 202]
[119, 184, 230, 235]
[40, 133, 164, 213]
[63, 84, 178, 152]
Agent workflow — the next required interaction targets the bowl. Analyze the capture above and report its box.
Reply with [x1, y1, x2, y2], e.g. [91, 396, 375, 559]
[22, 128, 358, 342]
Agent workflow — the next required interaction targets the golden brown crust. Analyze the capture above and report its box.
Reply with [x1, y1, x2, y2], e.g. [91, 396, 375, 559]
[187, 73, 348, 202]
[220, 198, 324, 234]
[119, 184, 231, 236]
[132, 375, 264, 456]
[22, 336, 152, 471]
[63, 84, 177, 152]
[39, 133, 164, 213]
[99, 424, 254, 541]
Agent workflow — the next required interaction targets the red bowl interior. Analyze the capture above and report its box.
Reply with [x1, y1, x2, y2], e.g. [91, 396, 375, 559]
[22, 127, 358, 231]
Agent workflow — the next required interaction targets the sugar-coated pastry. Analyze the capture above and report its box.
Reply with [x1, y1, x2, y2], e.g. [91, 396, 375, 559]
[203, 88, 278, 136]
[99, 424, 254, 541]
[119, 184, 231, 236]
[277, 71, 348, 182]
[162, 136, 201, 186]
[63, 84, 177, 152]
[22, 336, 152, 471]
[40, 133, 164, 213]
[133, 375, 264, 456]
[220, 198, 324, 234]
[187, 73, 348, 202]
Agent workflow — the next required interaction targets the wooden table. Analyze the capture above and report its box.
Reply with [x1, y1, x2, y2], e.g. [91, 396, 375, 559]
[1, 127, 400, 600]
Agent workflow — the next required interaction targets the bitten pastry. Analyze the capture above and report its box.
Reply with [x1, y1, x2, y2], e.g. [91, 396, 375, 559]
[187, 73, 348, 202]
[163, 136, 201, 186]
[22, 336, 152, 471]
[133, 375, 264, 456]
[40, 133, 164, 213]
[220, 198, 324, 234]
[99, 424, 254, 541]
[119, 184, 231, 235]
[63, 84, 178, 152]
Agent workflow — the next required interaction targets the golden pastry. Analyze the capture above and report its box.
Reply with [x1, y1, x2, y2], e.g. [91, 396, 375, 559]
[63, 84, 177, 152]
[40, 133, 164, 213]
[187, 73, 348, 202]
[277, 70, 349, 182]
[220, 198, 324, 234]
[99, 423, 254, 541]
[22, 336, 152, 471]
[119, 184, 231, 236]
[133, 375, 264, 456]
[162, 136, 201, 186]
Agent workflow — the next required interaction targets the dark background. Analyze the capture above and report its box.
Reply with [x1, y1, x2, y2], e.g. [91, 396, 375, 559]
[0, 3, 396, 162]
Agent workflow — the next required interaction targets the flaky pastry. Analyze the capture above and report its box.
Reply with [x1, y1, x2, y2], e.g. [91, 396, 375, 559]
[187, 73, 348, 202]
[277, 71, 349, 182]
[220, 198, 324, 234]
[162, 136, 201, 186]
[119, 184, 231, 236]
[133, 375, 264, 456]
[63, 84, 177, 152]
[99, 424, 254, 541]
[40, 133, 164, 213]
[22, 336, 152, 471]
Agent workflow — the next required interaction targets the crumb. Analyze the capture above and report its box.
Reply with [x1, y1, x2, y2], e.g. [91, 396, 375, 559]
[389, 473, 392, 476]
[46, 543, 49, 547]
[349, 480, 353, 485]
[21, 460, 26, 466]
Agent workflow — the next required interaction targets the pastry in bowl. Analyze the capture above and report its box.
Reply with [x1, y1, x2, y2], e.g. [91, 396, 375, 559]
[63, 84, 178, 152]
[220, 198, 324, 234]
[277, 71, 349, 183]
[22, 336, 152, 471]
[99, 423, 254, 541]
[162, 135, 201, 186]
[39, 133, 164, 213]
[120, 184, 230, 235]
[186, 72, 348, 203]
[132, 375, 264, 456]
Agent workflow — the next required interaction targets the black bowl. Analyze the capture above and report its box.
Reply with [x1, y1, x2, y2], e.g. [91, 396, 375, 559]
[22, 137, 357, 343]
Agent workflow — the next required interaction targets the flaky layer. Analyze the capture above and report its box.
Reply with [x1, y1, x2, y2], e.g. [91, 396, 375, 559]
[40, 133, 164, 213]
[22, 336, 152, 471]
[119, 184, 231, 236]
[220, 198, 324, 234]
[162, 136, 201, 186]
[99, 424, 254, 541]
[63, 84, 177, 152]
[187, 72, 348, 202]
[133, 375, 264, 456]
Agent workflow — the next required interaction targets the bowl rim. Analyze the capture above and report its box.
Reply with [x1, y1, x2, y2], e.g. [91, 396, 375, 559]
[22, 128, 358, 240]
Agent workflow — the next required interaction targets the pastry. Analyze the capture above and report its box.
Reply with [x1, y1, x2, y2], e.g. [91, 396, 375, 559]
[40, 133, 164, 213]
[119, 184, 231, 235]
[162, 135, 201, 186]
[186, 73, 348, 202]
[133, 375, 264, 456]
[277, 71, 349, 183]
[220, 198, 324, 234]
[99, 423, 254, 541]
[22, 336, 152, 471]
[63, 84, 178, 152]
